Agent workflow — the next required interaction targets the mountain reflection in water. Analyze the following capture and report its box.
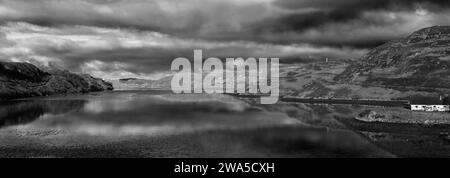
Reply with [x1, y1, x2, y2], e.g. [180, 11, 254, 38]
[0, 99, 87, 128]
[0, 91, 392, 158]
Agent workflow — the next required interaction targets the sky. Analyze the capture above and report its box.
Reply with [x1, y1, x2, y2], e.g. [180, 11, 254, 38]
[0, 0, 449, 80]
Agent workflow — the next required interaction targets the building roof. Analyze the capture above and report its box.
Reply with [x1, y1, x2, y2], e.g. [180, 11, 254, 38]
[410, 97, 449, 105]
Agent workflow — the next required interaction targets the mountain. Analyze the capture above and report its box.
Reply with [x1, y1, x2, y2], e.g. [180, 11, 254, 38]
[112, 76, 172, 90]
[336, 26, 450, 92]
[0, 62, 113, 100]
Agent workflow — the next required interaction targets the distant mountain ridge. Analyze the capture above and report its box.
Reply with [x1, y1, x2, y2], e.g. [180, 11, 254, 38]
[112, 77, 172, 90]
[336, 26, 450, 91]
[0, 62, 113, 100]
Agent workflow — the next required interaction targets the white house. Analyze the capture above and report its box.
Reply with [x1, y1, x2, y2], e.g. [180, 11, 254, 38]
[410, 96, 450, 112]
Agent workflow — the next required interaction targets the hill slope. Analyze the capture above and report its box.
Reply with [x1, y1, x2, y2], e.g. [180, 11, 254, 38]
[0, 62, 113, 100]
[336, 26, 450, 91]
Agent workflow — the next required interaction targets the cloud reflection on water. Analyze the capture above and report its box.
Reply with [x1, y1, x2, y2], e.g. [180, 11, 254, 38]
[0, 91, 394, 157]
[2, 92, 302, 136]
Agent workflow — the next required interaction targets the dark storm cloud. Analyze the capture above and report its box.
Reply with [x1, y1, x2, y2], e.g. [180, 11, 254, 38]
[248, 0, 450, 47]
[274, 0, 450, 12]
[0, 0, 258, 35]
[275, 0, 450, 28]
[0, 0, 449, 47]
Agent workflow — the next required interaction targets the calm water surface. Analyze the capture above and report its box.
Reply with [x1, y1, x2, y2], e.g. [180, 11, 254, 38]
[0, 91, 393, 157]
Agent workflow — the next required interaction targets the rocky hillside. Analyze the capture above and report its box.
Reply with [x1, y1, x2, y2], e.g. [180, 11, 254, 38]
[0, 62, 113, 100]
[336, 26, 450, 91]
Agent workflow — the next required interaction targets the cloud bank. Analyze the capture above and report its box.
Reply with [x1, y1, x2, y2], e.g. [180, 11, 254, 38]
[0, 0, 448, 79]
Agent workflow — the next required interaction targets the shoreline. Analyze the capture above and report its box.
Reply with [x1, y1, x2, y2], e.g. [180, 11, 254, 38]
[231, 94, 450, 125]
[228, 93, 409, 107]
[281, 97, 409, 107]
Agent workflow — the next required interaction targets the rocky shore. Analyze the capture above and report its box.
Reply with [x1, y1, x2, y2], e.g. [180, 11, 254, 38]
[0, 62, 113, 100]
[355, 108, 450, 125]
